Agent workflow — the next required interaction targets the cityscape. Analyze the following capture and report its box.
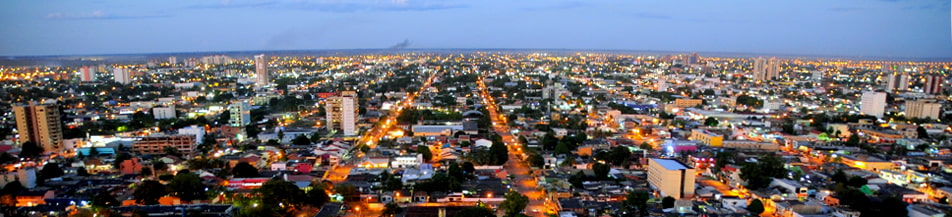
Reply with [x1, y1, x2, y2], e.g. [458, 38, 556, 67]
[2, 1, 952, 217]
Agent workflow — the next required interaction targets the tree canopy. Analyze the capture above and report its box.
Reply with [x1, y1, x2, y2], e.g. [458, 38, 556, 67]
[500, 191, 529, 217]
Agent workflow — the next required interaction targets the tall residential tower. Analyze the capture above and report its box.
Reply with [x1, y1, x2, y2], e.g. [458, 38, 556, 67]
[326, 91, 358, 136]
[254, 54, 269, 87]
[14, 102, 63, 153]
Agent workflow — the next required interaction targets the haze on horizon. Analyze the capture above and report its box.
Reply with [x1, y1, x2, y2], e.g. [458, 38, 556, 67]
[1, 0, 951, 58]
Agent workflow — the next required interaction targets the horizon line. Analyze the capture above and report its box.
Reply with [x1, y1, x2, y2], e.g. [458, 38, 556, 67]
[3, 48, 952, 61]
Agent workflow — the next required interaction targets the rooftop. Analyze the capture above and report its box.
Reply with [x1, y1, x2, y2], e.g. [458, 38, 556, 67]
[652, 158, 690, 170]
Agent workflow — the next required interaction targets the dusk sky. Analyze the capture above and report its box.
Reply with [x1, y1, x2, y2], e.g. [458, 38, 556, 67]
[2, 0, 951, 58]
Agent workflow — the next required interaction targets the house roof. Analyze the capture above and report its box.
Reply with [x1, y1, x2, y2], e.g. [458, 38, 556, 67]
[652, 158, 690, 170]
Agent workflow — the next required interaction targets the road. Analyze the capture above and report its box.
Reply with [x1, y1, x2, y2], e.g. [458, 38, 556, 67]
[476, 77, 554, 216]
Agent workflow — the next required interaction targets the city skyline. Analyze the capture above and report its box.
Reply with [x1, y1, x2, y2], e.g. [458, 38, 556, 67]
[2, 0, 951, 58]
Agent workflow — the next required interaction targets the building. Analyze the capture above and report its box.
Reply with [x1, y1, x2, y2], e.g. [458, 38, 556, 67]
[254, 54, 269, 87]
[168, 56, 177, 65]
[647, 158, 695, 199]
[860, 92, 887, 117]
[326, 91, 358, 136]
[812, 70, 823, 81]
[905, 100, 941, 119]
[113, 67, 132, 84]
[673, 98, 703, 108]
[688, 52, 700, 65]
[689, 129, 723, 147]
[79, 66, 96, 82]
[178, 125, 205, 143]
[132, 135, 196, 157]
[152, 106, 176, 120]
[229, 101, 251, 127]
[752, 57, 780, 81]
[16, 167, 37, 189]
[885, 72, 909, 92]
[14, 102, 63, 153]
[923, 75, 943, 95]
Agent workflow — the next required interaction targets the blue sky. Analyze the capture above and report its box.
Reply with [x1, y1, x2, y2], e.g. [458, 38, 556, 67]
[1, 0, 951, 58]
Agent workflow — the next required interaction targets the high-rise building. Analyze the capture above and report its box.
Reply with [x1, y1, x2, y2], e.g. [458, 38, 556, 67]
[326, 91, 358, 136]
[688, 52, 700, 65]
[752, 57, 779, 81]
[648, 158, 695, 199]
[152, 106, 176, 120]
[229, 101, 251, 127]
[79, 66, 96, 82]
[885, 72, 909, 92]
[14, 102, 63, 153]
[113, 67, 132, 84]
[860, 92, 887, 118]
[905, 100, 941, 119]
[168, 56, 177, 65]
[255, 54, 269, 87]
[923, 75, 944, 95]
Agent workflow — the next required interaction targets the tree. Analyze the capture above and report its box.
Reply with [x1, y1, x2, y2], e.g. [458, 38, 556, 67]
[609, 146, 631, 166]
[0, 152, 16, 164]
[620, 190, 649, 217]
[20, 141, 43, 159]
[704, 117, 719, 126]
[38, 163, 65, 181]
[462, 162, 476, 174]
[133, 180, 166, 205]
[847, 176, 868, 187]
[662, 196, 676, 209]
[232, 162, 260, 178]
[292, 134, 311, 146]
[448, 162, 466, 182]
[593, 163, 611, 180]
[554, 142, 571, 155]
[305, 182, 330, 207]
[500, 191, 529, 217]
[748, 199, 765, 215]
[739, 154, 785, 189]
[846, 134, 861, 147]
[416, 145, 433, 162]
[92, 190, 120, 208]
[917, 126, 930, 139]
[245, 125, 260, 139]
[713, 151, 735, 172]
[167, 172, 207, 202]
[456, 206, 496, 217]
[382, 202, 403, 217]
[334, 184, 361, 202]
[257, 180, 308, 208]
[527, 153, 544, 168]
[639, 142, 652, 150]
[489, 141, 509, 165]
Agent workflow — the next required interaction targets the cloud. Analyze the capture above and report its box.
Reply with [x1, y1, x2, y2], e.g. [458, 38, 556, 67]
[45, 11, 169, 20]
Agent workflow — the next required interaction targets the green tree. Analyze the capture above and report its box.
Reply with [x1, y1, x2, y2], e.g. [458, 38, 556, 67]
[92, 190, 119, 208]
[704, 117, 719, 126]
[917, 126, 930, 139]
[739, 154, 785, 189]
[133, 180, 166, 205]
[609, 146, 631, 166]
[19, 141, 43, 159]
[748, 199, 765, 215]
[593, 163, 611, 180]
[245, 125, 260, 139]
[554, 142, 571, 155]
[417, 145, 433, 162]
[305, 182, 330, 207]
[167, 171, 207, 201]
[38, 163, 65, 181]
[489, 141, 509, 165]
[232, 162, 260, 178]
[462, 162, 476, 174]
[846, 134, 861, 147]
[382, 202, 403, 217]
[257, 180, 308, 208]
[292, 134, 311, 146]
[620, 190, 649, 217]
[662, 196, 676, 209]
[334, 184, 361, 202]
[500, 190, 529, 217]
